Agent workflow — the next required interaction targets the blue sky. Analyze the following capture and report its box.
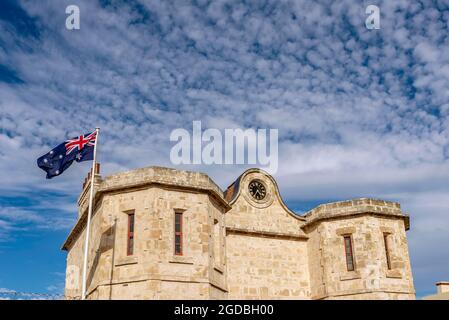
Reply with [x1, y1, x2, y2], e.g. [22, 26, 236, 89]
[1, 0, 449, 299]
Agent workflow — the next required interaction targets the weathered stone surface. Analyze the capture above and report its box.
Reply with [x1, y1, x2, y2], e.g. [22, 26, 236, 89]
[63, 167, 415, 300]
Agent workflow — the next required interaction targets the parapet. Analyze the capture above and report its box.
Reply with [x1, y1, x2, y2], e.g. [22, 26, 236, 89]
[98, 166, 225, 201]
[303, 198, 410, 230]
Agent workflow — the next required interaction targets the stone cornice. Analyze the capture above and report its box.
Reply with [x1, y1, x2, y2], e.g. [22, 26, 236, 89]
[226, 226, 309, 240]
[98, 166, 225, 198]
[302, 198, 410, 230]
[312, 288, 416, 300]
[70, 273, 228, 300]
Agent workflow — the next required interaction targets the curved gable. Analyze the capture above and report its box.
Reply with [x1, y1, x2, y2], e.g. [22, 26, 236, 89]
[225, 168, 307, 238]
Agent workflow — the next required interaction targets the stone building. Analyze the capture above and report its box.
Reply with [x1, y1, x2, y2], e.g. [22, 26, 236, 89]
[423, 282, 449, 300]
[62, 166, 415, 299]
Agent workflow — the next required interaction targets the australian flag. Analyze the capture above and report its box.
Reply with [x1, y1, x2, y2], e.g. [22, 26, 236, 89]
[37, 131, 97, 179]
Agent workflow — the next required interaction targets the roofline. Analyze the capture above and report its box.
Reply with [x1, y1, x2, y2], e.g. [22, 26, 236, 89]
[63, 167, 412, 251]
[301, 197, 410, 231]
[62, 167, 231, 251]
[301, 211, 410, 231]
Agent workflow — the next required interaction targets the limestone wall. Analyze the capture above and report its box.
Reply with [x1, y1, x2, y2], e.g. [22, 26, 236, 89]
[64, 167, 229, 300]
[226, 234, 310, 299]
[304, 199, 415, 300]
[225, 169, 310, 299]
[65, 197, 105, 299]
[64, 167, 416, 300]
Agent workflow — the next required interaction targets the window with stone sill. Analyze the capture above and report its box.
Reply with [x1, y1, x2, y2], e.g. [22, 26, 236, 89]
[343, 235, 356, 272]
[383, 233, 392, 270]
[174, 211, 183, 256]
[127, 212, 135, 256]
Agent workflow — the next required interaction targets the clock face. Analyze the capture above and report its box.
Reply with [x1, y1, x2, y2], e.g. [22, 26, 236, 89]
[248, 180, 267, 200]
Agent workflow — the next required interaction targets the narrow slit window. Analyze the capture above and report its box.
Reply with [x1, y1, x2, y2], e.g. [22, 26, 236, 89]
[213, 219, 221, 266]
[383, 233, 392, 270]
[343, 235, 355, 271]
[127, 213, 134, 256]
[174, 212, 183, 255]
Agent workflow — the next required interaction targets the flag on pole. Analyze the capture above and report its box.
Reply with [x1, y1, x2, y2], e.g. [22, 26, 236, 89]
[36, 128, 100, 300]
[36, 131, 97, 179]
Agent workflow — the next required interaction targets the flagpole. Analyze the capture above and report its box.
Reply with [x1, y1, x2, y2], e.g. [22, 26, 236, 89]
[81, 127, 100, 300]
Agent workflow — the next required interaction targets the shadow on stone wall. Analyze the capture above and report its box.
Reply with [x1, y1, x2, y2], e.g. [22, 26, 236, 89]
[87, 220, 116, 298]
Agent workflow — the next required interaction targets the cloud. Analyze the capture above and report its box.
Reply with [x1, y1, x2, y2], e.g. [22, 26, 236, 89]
[0, 286, 63, 300]
[0, 0, 448, 296]
[0, 287, 15, 300]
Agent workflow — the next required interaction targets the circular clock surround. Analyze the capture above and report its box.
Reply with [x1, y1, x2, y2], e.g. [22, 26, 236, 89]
[248, 179, 267, 201]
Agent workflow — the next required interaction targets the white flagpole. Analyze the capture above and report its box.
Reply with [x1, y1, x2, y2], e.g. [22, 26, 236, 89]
[81, 127, 100, 300]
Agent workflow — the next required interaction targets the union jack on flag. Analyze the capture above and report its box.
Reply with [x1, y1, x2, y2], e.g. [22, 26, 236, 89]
[65, 131, 97, 155]
[37, 130, 97, 179]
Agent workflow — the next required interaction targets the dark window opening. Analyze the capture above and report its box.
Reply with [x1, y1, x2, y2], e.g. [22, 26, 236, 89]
[343, 235, 355, 271]
[383, 233, 392, 270]
[174, 212, 183, 255]
[127, 213, 135, 256]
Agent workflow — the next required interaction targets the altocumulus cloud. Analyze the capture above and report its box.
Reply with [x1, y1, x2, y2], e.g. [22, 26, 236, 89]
[0, 0, 449, 297]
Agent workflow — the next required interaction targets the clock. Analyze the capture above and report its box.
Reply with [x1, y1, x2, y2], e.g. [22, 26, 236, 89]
[248, 180, 267, 200]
